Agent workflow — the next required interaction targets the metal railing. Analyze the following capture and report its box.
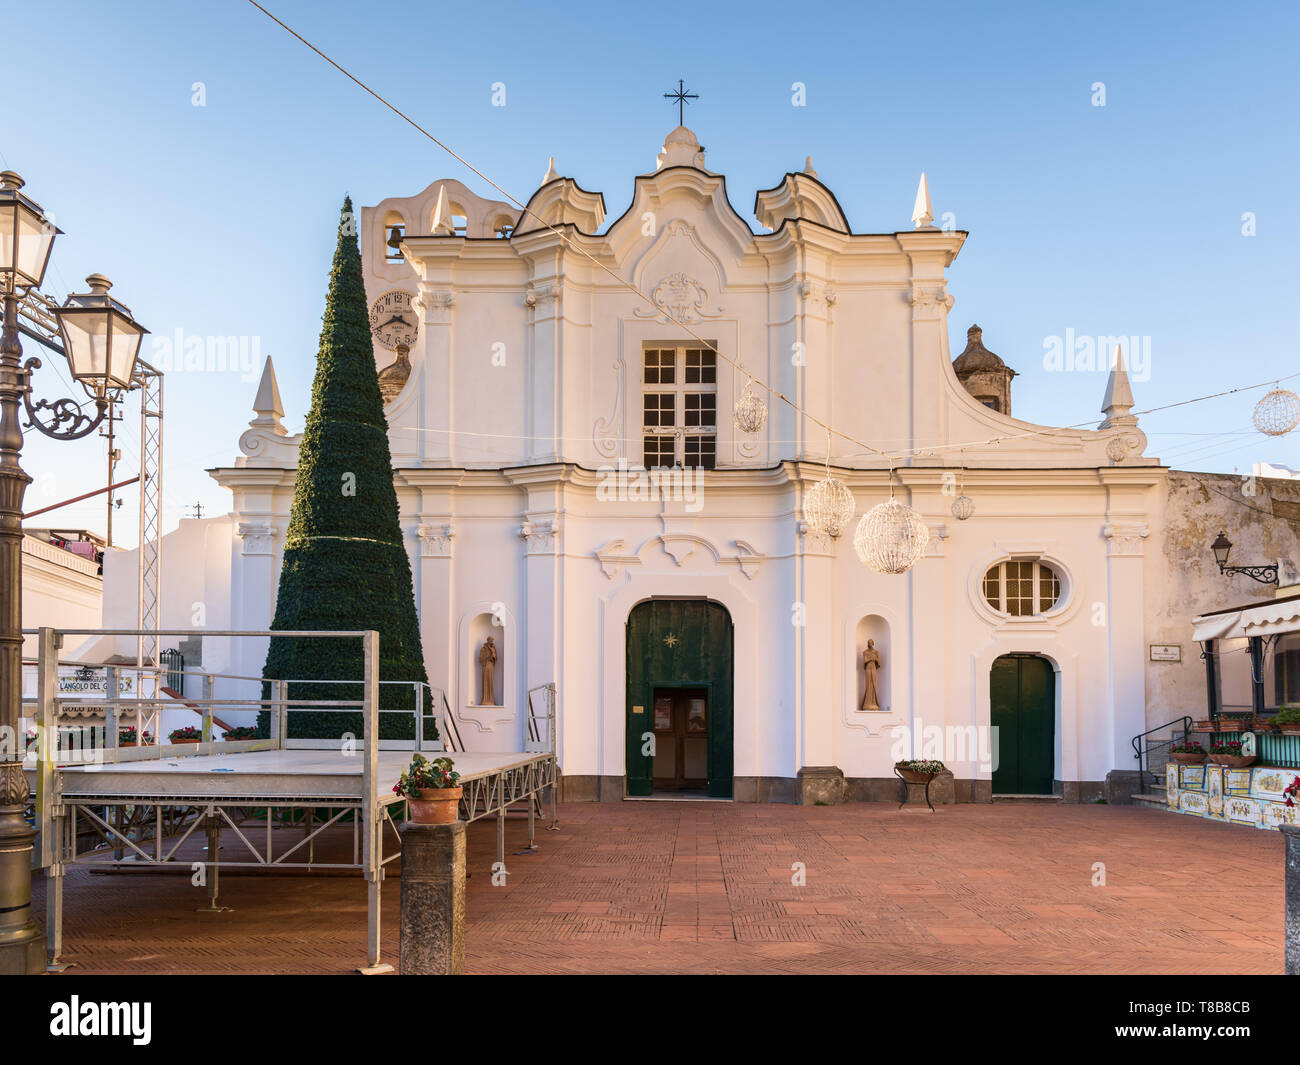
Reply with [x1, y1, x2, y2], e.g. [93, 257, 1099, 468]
[1132, 715, 1193, 794]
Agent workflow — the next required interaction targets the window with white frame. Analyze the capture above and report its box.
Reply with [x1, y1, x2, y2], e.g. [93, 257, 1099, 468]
[982, 559, 1061, 617]
[642, 343, 717, 469]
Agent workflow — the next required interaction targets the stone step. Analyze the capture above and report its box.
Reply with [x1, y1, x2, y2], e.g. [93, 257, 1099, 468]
[991, 794, 1064, 803]
[1131, 793, 1169, 807]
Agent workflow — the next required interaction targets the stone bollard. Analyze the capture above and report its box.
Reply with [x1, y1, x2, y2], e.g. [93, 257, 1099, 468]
[399, 821, 466, 975]
[1282, 825, 1300, 974]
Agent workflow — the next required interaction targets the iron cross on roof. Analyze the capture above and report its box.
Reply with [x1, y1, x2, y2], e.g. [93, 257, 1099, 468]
[663, 79, 698, 125]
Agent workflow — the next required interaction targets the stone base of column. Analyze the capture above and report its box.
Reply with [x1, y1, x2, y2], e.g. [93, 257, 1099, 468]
[399, 820, 466, 975]
[1282, 825, 1300, 974]
[797, 766, 846, 805]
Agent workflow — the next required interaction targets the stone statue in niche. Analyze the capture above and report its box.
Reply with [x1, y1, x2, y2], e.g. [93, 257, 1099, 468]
[861, 639, 882, 711]
[478, 635, 499, 706]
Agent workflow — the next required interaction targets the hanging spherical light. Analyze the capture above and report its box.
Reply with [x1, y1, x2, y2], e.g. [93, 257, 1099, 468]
[1253, 388, 1300, 437]
[805, 475, 856, 537]
[853, 497, 931, 574]
[950, 493, 975, 521]
[733, 378, 768, 434]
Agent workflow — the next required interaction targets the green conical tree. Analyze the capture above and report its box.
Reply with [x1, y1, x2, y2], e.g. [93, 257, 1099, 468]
[261, 197, 430, 740]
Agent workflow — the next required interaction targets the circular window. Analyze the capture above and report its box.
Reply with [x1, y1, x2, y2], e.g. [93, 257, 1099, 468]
[982, 559, 1061, 617]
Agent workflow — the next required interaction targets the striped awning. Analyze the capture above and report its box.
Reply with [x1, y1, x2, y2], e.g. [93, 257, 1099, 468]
[1192, 598, 1300, 642]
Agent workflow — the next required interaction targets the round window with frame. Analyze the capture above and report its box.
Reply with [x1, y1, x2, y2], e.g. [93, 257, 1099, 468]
[982, 559, 1061, 617]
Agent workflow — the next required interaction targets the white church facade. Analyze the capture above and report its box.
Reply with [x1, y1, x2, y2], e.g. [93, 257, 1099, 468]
[101, 125, 1276, 805]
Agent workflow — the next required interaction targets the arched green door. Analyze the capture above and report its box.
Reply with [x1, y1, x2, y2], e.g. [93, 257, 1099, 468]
[990, 654, 1055, 795]
[626, 599, 733, 798]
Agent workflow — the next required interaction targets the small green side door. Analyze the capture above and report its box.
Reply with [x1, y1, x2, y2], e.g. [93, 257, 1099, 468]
[990, 654, 1055, 795]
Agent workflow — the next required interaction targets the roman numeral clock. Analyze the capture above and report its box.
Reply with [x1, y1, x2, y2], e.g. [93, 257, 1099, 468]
[369, 289, 417, 404]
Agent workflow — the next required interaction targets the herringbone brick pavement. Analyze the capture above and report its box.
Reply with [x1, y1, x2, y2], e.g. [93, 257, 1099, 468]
[31, 801, 1282, 974]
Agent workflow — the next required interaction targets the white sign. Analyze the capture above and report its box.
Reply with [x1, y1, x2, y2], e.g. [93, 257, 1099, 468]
[1149, 644, 1182, 663]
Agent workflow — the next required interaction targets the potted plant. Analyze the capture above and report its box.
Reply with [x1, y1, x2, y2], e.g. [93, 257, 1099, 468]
[1283, 777, 1300, 807]
[1275, 707, 1300, 735]
[393, 754, 462, 824]
[118, 727, 154, 747]
[894, 758, 946, 784]
[168, 725, 203, 745]
[1169, 741, 1206, 765]
[1193, 719, 1217, 733]
[222, 726, 259, 741]
[1207, 739, 1255, 768]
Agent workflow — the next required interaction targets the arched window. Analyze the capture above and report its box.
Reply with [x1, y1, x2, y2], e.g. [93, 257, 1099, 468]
[385, 223, 405, 261]
[982, 559, 1061, 617]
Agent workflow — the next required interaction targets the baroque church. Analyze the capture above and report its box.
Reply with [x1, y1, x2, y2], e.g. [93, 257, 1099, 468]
[104, 124, 1248, 805]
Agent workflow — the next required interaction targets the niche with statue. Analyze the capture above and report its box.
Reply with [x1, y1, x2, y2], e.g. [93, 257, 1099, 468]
[855, 615, 891, 713]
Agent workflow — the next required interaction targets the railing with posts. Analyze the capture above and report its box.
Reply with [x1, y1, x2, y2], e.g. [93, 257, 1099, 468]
[1132, 716, 1193, 794]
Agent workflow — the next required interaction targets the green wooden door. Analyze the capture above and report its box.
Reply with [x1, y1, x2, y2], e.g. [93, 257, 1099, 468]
[626, 600, 733, 798]
[990, 654, 1055, 795]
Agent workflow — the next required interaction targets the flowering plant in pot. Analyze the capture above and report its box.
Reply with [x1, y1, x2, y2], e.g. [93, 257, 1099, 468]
[118, 727, 154, 747]
[393, 754, 462, 824]
[222, 726, 259, 741]
[168, 725, 203, 744]
[1169, 741, 1205, 765]
[1207, 739, 1255, 768]
[1283, 777, 1300, 808]
[895, 758, 946, 784]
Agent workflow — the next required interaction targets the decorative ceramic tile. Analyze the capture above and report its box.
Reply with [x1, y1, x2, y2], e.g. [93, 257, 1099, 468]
[1225, 769, 1253, 796]
[1263, 802, 1297, 830]
[1166, 779, 1178, 808]
[1225, 797, 1260, 826]
[1252, 768, 1291, 801]
[1180, 791, 1208, 815]
[1181, 765, 1206, 790]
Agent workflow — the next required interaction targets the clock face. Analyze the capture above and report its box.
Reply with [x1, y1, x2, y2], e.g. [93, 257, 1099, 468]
[369, 289, 418, 351]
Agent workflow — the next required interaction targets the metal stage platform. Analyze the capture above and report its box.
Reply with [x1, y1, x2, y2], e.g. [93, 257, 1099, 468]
[22, 627, 558, 974]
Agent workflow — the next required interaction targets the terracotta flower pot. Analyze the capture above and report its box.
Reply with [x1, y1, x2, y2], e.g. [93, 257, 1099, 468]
[171, 738, 200, 745]
[1208, 753, 1256, 768]
[119, 741, 137, 748]
[896, 768, 938, 785]
[406, 787, 463, 824]
[1170, 751, 1206, 765]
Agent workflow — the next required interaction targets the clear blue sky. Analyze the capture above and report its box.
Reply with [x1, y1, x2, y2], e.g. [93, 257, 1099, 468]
[7, 0, 1298, 544]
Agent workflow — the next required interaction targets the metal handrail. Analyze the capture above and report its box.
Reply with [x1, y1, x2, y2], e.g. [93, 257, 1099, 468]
[1132, 715, 1194, 795]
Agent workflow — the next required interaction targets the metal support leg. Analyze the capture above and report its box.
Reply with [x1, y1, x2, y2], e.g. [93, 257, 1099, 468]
[547, 759, 560, 831]
[497, 805, 505, 865]
[46, 809, 69, 971]
[197, 813, 230, 913]
[527, 791, 537, 851]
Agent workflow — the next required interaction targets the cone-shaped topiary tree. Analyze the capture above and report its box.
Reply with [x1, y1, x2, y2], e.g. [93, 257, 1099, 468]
[260, 196, 430, 740]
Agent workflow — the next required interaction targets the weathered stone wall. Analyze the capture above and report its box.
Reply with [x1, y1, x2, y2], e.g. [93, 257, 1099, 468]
[1144, 470, 1300, 733]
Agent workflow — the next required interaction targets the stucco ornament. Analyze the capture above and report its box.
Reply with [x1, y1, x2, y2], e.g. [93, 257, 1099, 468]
[733, 377, 767, 433]
[1105, 435, 1131, 463]
[854, 495, 930, 574]
[1253, 387, 1300, 437]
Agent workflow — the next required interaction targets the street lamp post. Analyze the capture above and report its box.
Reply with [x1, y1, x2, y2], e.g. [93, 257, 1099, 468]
[0, 170, 146, 974]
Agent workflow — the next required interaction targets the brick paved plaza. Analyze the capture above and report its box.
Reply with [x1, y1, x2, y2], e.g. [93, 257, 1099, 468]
[33, 801, 1281, 975]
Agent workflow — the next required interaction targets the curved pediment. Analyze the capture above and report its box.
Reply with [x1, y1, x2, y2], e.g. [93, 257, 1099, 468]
[605, 166, 756, 279]
[513, 177, 606, 235]
[754, 172, 850, 233]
